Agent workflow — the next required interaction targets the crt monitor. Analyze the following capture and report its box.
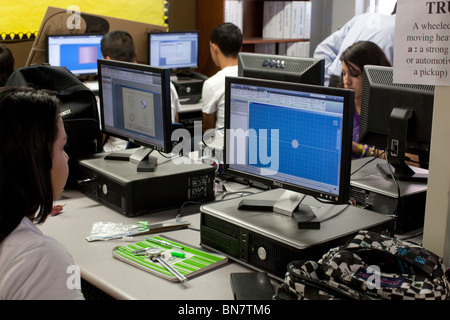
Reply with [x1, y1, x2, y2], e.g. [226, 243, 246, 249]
[359, 65, 434, 181]
[238, 52, 325, 86]
[47, 34, 103, 76]
[224, 76, 354, 228]
[97, 59, 172, 172]
[148, 31, 199, 72]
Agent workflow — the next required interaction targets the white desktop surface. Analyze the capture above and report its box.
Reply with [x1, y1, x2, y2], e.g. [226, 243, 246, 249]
[39, 189, 257, 300]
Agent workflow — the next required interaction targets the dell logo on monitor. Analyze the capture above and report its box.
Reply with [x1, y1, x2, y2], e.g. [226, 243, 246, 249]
[262, 59, 286, 69]
[273, 181, 284, 188]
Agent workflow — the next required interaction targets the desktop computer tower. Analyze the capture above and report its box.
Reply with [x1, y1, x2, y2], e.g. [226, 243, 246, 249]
[200, 189, 395, 280]
[74, 151, 215, 217]
[172, 78, 204, 99]
[350, 158, 428, 234]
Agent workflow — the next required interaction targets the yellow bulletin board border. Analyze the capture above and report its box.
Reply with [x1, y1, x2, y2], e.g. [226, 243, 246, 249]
[1, 1, 168, 42]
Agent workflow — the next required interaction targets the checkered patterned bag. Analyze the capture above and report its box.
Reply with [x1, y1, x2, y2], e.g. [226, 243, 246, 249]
[277, 230, 450, 300]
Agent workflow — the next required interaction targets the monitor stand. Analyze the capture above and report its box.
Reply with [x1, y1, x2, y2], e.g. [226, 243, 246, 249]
[104, 146, 158, 172]
[381, 107, 428, 182]
[376, 162, 428, 182]
[237, 190, 320, 229]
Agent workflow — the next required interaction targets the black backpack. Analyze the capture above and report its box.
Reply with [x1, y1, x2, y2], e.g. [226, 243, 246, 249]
[6, 65, 103, 185]
[276, 230, 450, 300]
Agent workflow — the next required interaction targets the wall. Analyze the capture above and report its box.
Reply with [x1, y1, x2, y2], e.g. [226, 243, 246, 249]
[423, 86, 450, 265]
[168, 0, 197, 31]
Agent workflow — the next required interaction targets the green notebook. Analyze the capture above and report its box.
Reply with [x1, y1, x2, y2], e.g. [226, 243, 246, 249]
[112, 236, 228, 282]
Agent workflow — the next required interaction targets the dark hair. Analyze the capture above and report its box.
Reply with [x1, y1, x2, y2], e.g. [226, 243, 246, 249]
[340, 41, 392, 78]
[0, 87, 61, 242]
[210, 23, 242, 58]
[0, 44, 14, 86]
[101, 30, 137, 62]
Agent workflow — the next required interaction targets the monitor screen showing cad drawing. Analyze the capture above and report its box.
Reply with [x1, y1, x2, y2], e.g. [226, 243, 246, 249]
[225, 77, 353, 204]
[122, 87, 156, 137]
[98, 59, 171, 153]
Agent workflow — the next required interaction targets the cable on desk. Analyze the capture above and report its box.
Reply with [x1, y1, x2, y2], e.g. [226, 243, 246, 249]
[383, 148, 400, 218]
[175, 200, 203, 232]
[220, 191, 255, 201]
[319, 204, 350, 223]
[350, 149, 386, 176]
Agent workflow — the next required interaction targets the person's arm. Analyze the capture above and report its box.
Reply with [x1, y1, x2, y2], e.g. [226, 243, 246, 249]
[313, 15, 359, 84]
[170, 82, 181, 123]
[202, 112, 216, 134]
[201, 79, 217, 134]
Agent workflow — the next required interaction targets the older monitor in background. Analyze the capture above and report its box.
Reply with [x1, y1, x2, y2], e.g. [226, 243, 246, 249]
[97, 59, 172, 172]
[224, 76, 354, 228]
[238, 52, 324, 86]
[47, 34, 103, 76]
[360, 65, 434, 181]
[148, 31, 199, 76]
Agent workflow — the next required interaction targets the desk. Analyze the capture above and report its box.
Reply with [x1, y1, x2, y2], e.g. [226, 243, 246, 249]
[39, 189, 265, 300]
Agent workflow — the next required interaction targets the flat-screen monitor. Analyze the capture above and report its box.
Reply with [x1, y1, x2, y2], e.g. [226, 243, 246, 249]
[238, 52, 325, 86]
[97, 59, 172, 172]
[47, 34, 103, 76]
[360, 65, 434, 181]
[148, 31, 199, 71]
[224, 76, 354, 228]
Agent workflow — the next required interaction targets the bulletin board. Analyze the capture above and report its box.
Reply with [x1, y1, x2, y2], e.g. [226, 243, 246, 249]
[0, 1, 168, 41]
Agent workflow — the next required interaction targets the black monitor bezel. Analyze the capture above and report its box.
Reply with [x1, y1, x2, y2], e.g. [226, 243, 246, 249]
[224, 76, 354, 205]
[97, 58, 173, 154]
[147, 30, 200, 71]
[360, 65, 435, 156]
[46, 33, 104, 76]
[238, 52, 325, 86]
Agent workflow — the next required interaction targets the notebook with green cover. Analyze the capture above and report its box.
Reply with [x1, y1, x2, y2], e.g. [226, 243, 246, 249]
[112, 236, 228, 282]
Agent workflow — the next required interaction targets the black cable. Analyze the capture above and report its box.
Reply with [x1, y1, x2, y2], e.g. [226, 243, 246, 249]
[351, 149, 386, 176]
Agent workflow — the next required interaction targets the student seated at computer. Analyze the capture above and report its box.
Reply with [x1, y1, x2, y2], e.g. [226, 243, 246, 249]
[202, 23, 242, 136]
[0, 87, 83, 300]
[340, 41, 419, 166]
[100, 30, 181, 151]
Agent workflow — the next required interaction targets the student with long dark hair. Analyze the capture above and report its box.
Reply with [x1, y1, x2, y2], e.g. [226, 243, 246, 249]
[0, 87, 83, 299]
[339, 41, 391, 158]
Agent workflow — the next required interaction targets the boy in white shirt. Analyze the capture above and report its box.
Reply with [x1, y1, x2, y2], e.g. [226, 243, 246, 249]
[202, 23, 242, 135]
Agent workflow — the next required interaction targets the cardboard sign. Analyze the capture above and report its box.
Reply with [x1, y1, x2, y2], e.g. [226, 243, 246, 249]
[394, 0, 450, 86]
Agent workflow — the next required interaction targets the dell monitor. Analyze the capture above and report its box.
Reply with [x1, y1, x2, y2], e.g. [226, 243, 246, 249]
[224, 76, 354, 228]
[360, 65, 434, 181]
[47, 34, 103, 76]
[238, 52, 325, 86]
[148, 31, 199, 73]
[97, 59, 172, 172]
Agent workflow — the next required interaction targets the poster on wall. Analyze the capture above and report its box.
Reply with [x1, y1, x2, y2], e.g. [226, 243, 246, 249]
[0, 1, 167, 41]
[394, 0, 450, 86]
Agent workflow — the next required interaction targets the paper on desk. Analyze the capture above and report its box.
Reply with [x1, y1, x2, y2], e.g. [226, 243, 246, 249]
[85, 220, 191, 241]
[86, 221, 151, 241]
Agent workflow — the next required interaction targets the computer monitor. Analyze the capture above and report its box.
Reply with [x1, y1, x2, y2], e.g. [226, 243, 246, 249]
[238, 52, 325, 86]
[360, 65, 434, 181]
[97, 59, 172, 172]
[224, 76, 354, 228]
[148, 31, 199, 72]
[47, 34, 103, 76]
